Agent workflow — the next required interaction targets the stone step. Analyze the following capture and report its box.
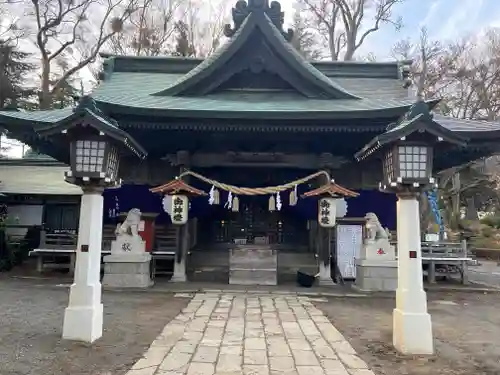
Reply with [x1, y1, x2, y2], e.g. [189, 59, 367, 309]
[230, 257, 277, 266]
[229, 269, 277, 286]
[230, 249, 277, 270]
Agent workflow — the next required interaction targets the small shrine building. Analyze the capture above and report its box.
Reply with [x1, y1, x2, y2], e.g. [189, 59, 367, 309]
[2, 0, 500, 284]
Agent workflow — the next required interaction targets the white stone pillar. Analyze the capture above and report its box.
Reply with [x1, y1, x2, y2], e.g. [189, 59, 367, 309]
[62, 187, 104, 343]
[393, 193, 433, 355]
[171, 224, 187, 282]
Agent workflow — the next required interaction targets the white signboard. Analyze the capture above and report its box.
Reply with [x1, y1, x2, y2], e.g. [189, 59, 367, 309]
[336, 224, 363, 279]
[170, 195, 189, 225]
[318, 198, 336, 228]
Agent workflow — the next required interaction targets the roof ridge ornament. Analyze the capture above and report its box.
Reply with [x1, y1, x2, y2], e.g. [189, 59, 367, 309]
[74, 95, 121, 129]
[387, 99, 434, 131]
[405, 98, 434, 122]
[224, 0, 293, 41]
[74, 95, 99, 114]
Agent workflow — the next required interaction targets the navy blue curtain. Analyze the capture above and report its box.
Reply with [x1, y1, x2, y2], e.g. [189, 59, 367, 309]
[103, 185, 397, 230]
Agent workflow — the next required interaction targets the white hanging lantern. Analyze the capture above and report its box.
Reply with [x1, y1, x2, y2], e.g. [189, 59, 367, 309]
[318, 197, 336, 228]
[170, 194, 189, 225]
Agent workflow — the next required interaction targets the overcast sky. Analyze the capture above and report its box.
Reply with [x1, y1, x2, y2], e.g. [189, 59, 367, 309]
[5, 0, 499, 158]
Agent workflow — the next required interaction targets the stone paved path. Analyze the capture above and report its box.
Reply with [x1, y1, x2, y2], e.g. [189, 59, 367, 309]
[126, 293, 374, 375]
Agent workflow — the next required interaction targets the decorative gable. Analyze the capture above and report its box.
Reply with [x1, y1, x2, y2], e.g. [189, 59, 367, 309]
[152, 0, 359, 100]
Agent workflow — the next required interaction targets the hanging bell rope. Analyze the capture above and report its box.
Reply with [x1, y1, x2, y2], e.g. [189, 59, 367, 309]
[177, 170, 331, 196]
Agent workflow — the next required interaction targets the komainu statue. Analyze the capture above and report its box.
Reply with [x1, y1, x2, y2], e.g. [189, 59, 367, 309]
[115, 208, 142, 240]
[365, 212, 389, 242]
[362, 212, 395, 260]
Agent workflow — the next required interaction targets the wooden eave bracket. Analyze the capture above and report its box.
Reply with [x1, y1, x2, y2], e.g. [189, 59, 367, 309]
[150, 179, 207, 197]
[301, 182, 359, 198]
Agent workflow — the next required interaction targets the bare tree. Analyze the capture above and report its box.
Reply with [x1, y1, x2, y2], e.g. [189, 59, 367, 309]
[107, 0, 182, 56]
[445, 30, 500, 121]
[392, 27, 449, 100]
[28, 0, 138, 108]
[298, 0, 404, 61]
[178, 0, 229, 58]
[291, 7, 323, 60]
[1, 0, 25, 44]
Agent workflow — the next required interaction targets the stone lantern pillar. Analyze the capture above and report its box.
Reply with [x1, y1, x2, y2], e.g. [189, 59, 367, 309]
[36, 97, 147, 343]
[354, 100, 466, 355]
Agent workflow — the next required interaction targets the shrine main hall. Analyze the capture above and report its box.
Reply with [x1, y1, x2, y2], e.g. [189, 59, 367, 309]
[2, 0, 500, 286]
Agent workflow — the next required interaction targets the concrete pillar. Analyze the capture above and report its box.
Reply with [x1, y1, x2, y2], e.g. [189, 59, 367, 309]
[62, 187, 104, 343]
[393, 193, 433, 355]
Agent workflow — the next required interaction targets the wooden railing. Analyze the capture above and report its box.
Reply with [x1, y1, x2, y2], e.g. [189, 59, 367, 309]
[421, 240, 468, 258]
[389, 239, 471, 284]
[389, 240, 469, 258]
[39, 231, 77, 250]
[38, 225, 117, 251]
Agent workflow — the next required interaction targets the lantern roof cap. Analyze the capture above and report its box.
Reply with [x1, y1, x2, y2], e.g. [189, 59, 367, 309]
[354, 99, 467, 161]
[36, 96, 147, 161]
[150, 179, 208, 196]
[301, 181, 359, 198]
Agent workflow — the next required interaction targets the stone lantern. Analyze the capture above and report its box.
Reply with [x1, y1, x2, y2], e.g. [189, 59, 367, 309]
[36, 97, 147, 343]
[355, 100, 466, 355]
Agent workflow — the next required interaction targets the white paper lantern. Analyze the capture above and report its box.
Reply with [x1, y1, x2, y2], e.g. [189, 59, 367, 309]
[318, 198, 336, 228]
[170, 194, 189, 225]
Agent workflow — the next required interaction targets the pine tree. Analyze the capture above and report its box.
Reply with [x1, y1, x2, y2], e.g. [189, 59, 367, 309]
[0, 40, 35, 158]
[0, 39, 35, 109]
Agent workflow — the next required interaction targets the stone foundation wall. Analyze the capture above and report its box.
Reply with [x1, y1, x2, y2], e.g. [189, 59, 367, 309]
[354, 259, 398, 291]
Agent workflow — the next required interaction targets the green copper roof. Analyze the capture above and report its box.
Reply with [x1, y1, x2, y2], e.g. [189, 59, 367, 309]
[0, 163, 82, 195]
[23, 150, 56, 160]
[153, 11, 359, 99]
[0, 108, 73, 125]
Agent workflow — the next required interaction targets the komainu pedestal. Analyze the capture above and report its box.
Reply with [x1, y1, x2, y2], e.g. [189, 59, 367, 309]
[102, 209, 153, 288]
[354, 212, 397, 292]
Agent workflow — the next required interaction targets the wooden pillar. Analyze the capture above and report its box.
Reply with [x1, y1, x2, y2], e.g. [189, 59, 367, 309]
[317, 214, 335, 285]
[317, 170, 335, 285]
[171, 152, 190, 282]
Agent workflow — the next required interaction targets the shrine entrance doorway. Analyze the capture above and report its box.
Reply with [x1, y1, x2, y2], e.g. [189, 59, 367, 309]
[197, 196, 308, 248]
[194, 167, 310, 250]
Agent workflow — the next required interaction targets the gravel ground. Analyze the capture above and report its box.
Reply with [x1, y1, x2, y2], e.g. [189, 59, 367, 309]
[316, 291, 500, 375]
[0, 278, 189, 375]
